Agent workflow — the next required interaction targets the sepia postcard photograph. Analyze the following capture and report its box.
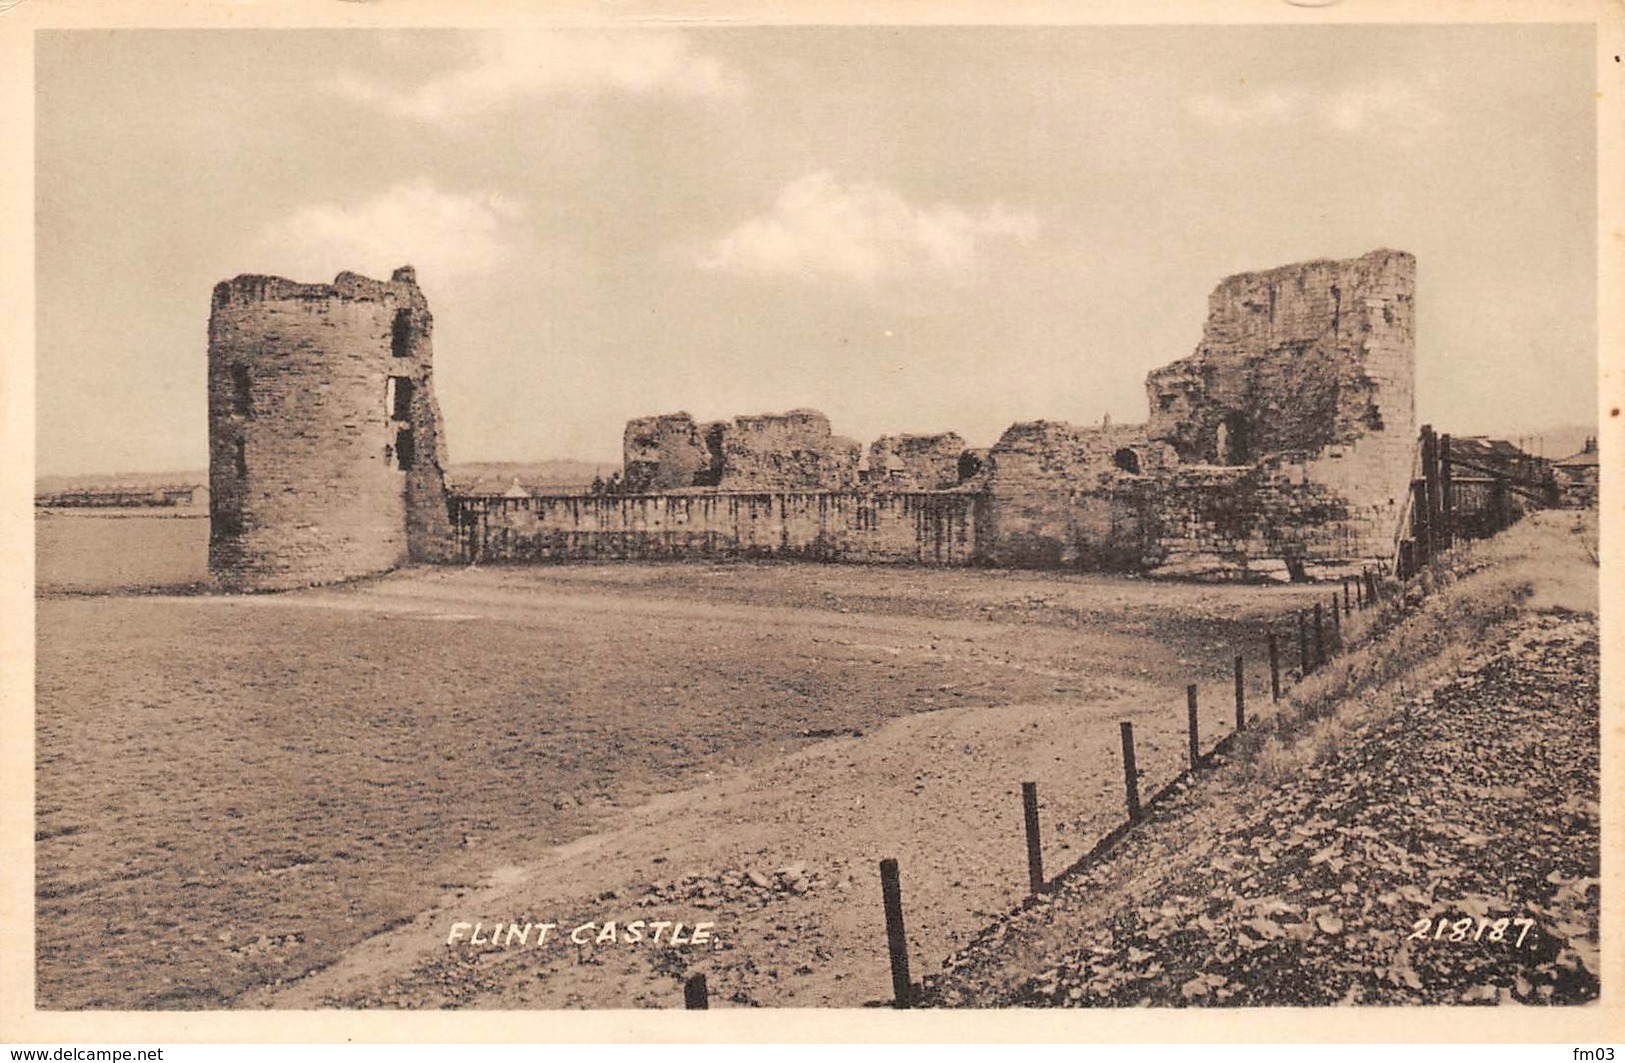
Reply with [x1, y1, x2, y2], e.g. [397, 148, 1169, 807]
[2, 0, 1620, 1047]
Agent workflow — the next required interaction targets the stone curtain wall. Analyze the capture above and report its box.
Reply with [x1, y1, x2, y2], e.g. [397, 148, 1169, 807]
[207, 268, 453, 590]
[451, 491, 980, 566]
[596, 251, 1415, 578]
[977, 434, 1367, 579]
[449, 477, 1363, 580]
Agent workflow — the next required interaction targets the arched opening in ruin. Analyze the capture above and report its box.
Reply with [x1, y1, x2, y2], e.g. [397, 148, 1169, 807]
[1112, 448, 1140, 474]
[1217, 413, 1254, 465]
[957, 451, 985, 483]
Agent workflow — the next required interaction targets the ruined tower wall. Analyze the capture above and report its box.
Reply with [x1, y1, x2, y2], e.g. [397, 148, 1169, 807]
[1137, 466, 1365, 581]
[978, 421, 1177, 569]
[622, 409, 863, 492]
[392, 269, 457, 563]
[716, 410, 862, 490]
[207, 268, 452, 590]
[866, 433, 967, 490]
[1145, 249, 1415, 461]
[622, 412, 720, 492]
[1144, 249, 1417, 563]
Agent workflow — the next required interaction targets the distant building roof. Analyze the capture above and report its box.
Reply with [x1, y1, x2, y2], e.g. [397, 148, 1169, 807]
[1553, 438, 1599, 469]
[1452, 436, 1526, 461]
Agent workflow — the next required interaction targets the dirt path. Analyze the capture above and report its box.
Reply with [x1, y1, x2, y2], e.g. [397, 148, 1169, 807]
[259, 657, 1254, 1009]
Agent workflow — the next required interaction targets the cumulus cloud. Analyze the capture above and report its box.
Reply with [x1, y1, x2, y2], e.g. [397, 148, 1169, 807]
[697, 172, 1040, 288]
[330, 31, 742, 123]
[255, 180, 523, 284]
[1187, 79, 1442, 132]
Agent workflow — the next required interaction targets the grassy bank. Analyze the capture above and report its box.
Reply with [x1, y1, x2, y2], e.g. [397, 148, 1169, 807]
[1237, 509, 1597, 785]
[924, 509, 1601, 1007]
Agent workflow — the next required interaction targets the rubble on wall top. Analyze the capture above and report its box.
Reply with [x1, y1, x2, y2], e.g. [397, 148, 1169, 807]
[994, 419, 1150, 443]
[211, 266, 422, 307]
[732, 408, 835, 430]
[1211, 247, 1414, 288]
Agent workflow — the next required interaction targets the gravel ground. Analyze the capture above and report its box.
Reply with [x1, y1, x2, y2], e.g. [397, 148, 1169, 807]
[36, 528, 1327, 1010]
[922, 610, 1600, 1008]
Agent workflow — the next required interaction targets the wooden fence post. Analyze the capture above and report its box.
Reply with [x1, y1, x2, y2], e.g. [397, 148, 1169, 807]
[878, 858, 912, 1009]
[1267, 630, 1281, 702]
[1366, 568, 1380, 604]
[1021, 782, 1044, 896]
[684, 973, 709, 1010]
[1297, 611, 1310, 677]
[1411, 478, 1430, 565]
[1422, 425, 1440, 563]
[1330, 592, 1341, 648]
[1234, 654, 1246, 731]
[1440, 433, 1455, 549]
[1186, 684, 1200, 770]
[1313, 603, 1326, 669]
[1343, 579, 1352, 617]
[1120, 722, 1141, 822]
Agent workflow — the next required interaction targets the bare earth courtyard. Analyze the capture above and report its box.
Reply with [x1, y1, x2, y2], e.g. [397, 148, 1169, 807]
[36, 512, 1331, 1009]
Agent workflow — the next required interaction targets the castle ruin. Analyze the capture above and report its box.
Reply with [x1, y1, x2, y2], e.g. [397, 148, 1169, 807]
[207, 250, 1418, 590]
[206, 266, 455, 590]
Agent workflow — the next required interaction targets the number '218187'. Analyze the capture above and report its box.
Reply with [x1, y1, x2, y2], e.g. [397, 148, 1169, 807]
[1407, 915, 1535, 946]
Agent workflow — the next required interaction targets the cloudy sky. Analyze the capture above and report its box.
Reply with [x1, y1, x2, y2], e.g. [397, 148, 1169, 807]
[35, 24, 1597, 475]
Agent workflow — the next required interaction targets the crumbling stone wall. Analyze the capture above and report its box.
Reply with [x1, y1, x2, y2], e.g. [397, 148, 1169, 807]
[978, 421, 1177, 569]
[970, 251, 1414, 577]
[453, 491, 978, 565]
[621, 409, 862, 492]
[1139, 464, 1363, 582]
[622, 412, 718, 492]
[717, 409, 862, 490]
[865, 433, 967, 490]
[1144, 248, 1415, 559]
[1146, 249, 1414, 459]
[390, 267, 458, 565]
[207, 266, 453, 591]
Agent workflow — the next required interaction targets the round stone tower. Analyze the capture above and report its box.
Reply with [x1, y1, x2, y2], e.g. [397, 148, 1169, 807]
[207, 266, 454, 591]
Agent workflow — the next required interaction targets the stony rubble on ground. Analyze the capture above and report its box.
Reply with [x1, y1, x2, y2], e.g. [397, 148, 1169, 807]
[924, 613, 1600, 1008]
[630, 863, 834, 910]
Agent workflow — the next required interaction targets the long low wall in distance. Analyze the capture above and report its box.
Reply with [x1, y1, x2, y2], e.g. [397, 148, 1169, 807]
[449, 491, 982, 565]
